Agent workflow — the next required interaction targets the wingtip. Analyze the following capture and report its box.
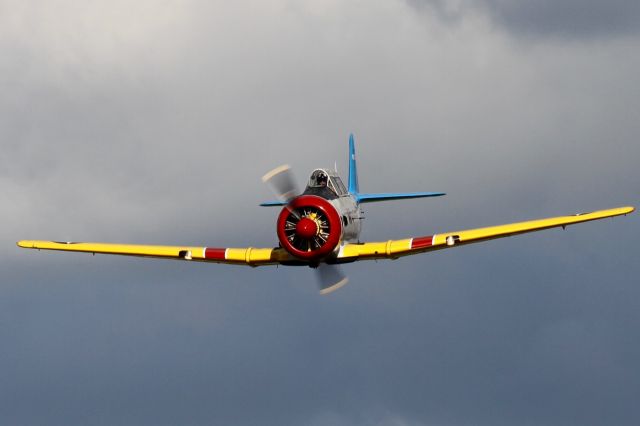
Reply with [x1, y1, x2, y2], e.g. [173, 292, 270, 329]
[17, 240, 32, 248]
[611, 206, 635, 215]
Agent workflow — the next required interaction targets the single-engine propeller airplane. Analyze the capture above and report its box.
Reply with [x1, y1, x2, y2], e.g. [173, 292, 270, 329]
[18, 135, 634, 294]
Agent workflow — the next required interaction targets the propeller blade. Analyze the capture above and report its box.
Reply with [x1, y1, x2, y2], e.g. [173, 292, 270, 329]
[316, 264, 349, 295]
[262, 164, 299, 203]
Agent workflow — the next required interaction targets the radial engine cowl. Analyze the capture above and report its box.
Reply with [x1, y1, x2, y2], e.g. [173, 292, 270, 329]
[277, 195, 342, 260]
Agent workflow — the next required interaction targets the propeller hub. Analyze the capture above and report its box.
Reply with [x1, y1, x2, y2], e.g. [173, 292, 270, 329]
[296, 217, 318, 239]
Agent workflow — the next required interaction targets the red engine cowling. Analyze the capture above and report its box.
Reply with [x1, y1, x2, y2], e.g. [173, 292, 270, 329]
[277, 195, 342, 260]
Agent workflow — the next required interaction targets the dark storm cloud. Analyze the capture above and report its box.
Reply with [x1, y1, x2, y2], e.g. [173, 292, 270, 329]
[407, 0, 640, 39]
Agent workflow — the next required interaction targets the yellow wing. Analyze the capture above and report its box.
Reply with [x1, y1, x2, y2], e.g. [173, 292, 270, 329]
[17, 206, 634, 265]
[16, 240, 294, 267]
[338, 206, 635, 261]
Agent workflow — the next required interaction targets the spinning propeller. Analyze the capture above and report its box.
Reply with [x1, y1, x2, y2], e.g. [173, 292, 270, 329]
[262, 165, 348, 294]
[261, 164, 299, 204]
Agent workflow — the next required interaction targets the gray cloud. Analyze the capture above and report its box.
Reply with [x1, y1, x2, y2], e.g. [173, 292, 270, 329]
[407, 0, 640, 39]
[2, 1, 639, 425]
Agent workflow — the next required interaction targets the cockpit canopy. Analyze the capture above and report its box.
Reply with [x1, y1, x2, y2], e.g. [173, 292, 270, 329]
[306, 169, 348, 197]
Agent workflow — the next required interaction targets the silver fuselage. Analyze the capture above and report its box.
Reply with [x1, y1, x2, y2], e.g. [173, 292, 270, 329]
[304, 168, 362, 243]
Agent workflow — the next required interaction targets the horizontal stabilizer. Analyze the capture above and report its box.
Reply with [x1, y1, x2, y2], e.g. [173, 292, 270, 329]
[356, 192, 445, 204]
[259, 200, 288, 207]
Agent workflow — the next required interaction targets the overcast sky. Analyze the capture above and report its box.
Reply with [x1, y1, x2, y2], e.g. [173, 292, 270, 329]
[1, 1, 639, 425]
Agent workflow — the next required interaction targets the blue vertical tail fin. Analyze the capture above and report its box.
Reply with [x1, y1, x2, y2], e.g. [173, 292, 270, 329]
[348, 133, 359, 195]
[347, 133, 446, 204]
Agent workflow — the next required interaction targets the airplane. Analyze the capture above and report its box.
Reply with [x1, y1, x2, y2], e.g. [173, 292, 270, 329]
[18, 134, 634, 294]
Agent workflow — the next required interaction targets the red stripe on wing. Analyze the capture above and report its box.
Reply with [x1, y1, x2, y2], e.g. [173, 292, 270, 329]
[204, 247, 226, 260]
[411, 235, 433, 249]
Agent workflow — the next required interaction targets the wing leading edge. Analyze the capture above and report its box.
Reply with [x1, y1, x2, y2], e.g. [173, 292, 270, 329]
[338, 206, 634, 261]
[16, 240, 293, 266]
